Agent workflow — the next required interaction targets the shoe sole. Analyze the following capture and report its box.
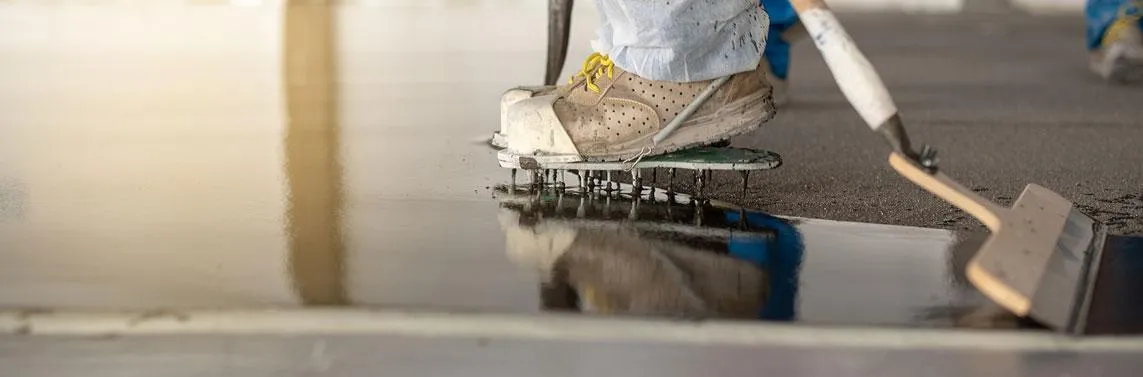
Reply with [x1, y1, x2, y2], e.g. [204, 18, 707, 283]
[1108, 56, 1143, 83]
[498, 88, 776, 168]
[1093, 43, 1143, 83]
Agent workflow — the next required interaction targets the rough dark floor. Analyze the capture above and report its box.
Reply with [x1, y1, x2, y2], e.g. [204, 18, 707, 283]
[685, 14, 1142, 235]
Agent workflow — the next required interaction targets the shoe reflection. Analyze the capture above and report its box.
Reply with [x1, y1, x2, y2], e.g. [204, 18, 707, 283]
[497, 184, 804, 322]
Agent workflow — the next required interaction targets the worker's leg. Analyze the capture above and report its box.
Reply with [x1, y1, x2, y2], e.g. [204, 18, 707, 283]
[498, 0, 777, 163]
[760, 0, 797, 105]
[1087, 0, 1143, 82]
[1087, 0, 1132, 51]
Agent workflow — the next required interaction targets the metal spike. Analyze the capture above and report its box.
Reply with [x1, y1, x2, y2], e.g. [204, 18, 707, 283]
[577, 195, 586, 218]
[738, 208, 748, 230]
[648, 168, 657, 196]
[510, 168, 518, 192]
[667, 168, 676, 195]
[694, 169, 705, 201]
[628, 194, 639, 221]
[739, 170, 750, 199]
[632, 169, 643, 196]
[587, 172, 595, 198]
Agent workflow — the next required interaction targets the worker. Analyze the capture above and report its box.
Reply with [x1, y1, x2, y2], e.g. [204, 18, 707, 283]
[1087, 0, 1143, 82]
[497, 0, 777, 165]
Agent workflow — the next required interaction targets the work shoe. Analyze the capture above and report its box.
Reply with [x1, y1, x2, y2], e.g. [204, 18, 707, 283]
[497, 52, 775, 166]
[491, 85, 558, 149]
[760, 58, 789, 107]
[1091, 6, 1143, 83]
[492, 69, 596, 149]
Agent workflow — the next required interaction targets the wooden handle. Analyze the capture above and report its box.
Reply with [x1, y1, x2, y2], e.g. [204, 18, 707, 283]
[888, 153, 1007, 231]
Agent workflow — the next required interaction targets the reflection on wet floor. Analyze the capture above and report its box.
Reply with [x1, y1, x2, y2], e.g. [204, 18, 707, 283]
[495, 181, 1032, 330]
[283, 2, 347, 306]
[498, 184, 775, 320]
[0, 2, 541, 311]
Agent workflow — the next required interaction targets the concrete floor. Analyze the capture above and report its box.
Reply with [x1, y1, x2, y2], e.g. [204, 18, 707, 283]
[4, 330, 1142, 377]
[709, 14, 1143, 236]
[1, 5, 1141, 376]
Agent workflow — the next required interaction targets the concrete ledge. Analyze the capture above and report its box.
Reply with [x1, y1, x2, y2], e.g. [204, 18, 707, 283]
[4, 309, 1143, 352]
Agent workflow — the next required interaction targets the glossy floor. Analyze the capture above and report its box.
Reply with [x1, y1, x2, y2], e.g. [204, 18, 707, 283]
[0, 1, 1137, 334]
[0, 2, 547, 311]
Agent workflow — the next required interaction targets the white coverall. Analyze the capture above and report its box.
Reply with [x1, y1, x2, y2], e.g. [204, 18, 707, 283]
[590, 0, 770, 82]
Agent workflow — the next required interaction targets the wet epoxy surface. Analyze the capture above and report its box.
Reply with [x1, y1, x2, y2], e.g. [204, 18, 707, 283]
[496, 185, 1031, 330]
[0, 1, 1141, 335]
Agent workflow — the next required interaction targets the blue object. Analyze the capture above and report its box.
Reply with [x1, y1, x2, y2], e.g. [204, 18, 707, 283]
[1087, 0, 1143, 50]
[761, 0, 797, 79]
[726, 210, 805, 321]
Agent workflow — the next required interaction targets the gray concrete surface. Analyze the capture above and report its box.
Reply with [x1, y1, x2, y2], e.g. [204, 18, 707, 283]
[710, 14, 1143, 236]
[4, 333, 1141, 377]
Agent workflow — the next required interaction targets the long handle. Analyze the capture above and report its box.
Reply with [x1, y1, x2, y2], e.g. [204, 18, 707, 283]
[788, 0, 921, 160]
[889, 153, 1008, 231]
[789, 1, 1007, 228]
[545, 0, 575, 86]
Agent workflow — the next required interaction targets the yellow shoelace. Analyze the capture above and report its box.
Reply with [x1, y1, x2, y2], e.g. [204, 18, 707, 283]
[568, 52, 615, 93]
[1102, 1, 1143, 47]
